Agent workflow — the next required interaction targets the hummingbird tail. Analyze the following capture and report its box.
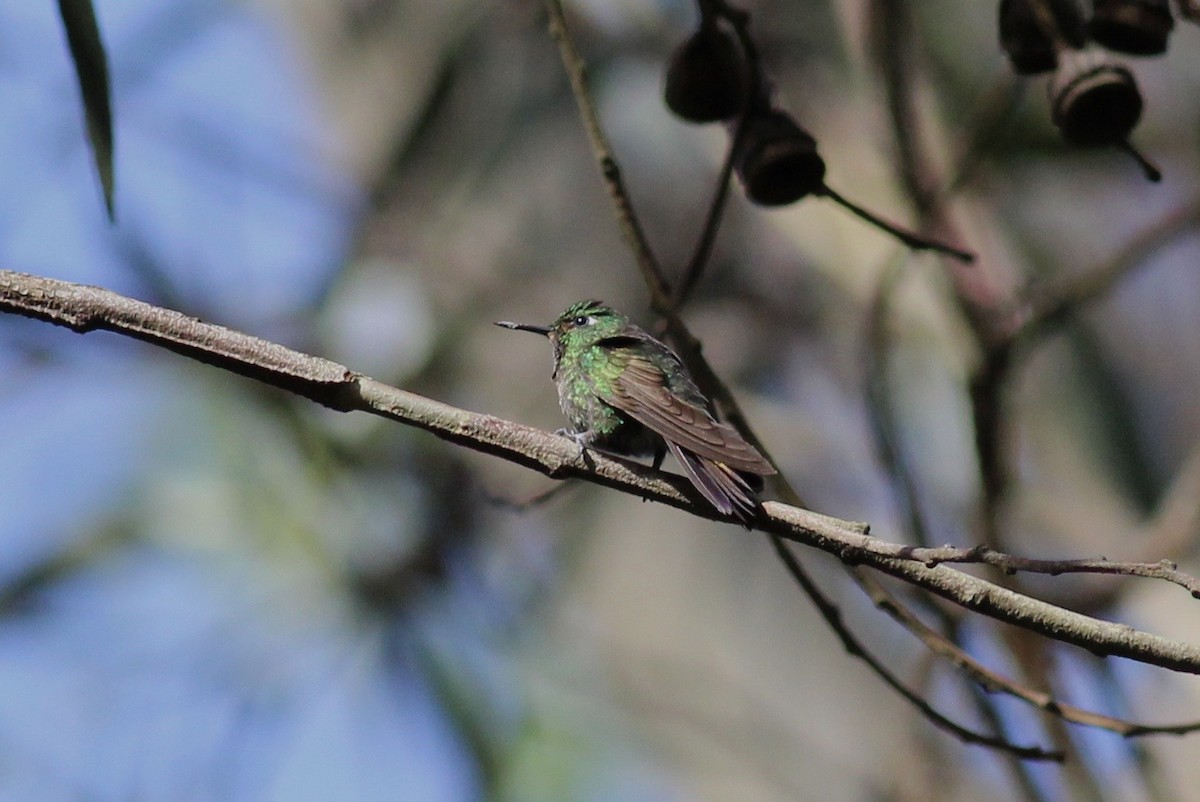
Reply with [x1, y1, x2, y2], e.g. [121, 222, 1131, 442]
[669, 442, 760, 524]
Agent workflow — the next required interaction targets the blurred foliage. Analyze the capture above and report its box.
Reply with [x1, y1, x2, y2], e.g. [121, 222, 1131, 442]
[57, 0, 115, 217]
[2, 0, 1200, 800]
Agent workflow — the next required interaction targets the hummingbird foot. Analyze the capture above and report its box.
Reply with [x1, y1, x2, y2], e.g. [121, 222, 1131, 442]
[651, 444, 667, 472]
[554, 428, 596, 470]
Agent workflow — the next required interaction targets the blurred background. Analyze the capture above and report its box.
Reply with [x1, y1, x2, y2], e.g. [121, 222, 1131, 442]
[1, 0, 1199, 799]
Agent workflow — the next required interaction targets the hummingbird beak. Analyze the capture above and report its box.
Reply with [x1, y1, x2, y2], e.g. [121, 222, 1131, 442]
[494, 320, 553, 336]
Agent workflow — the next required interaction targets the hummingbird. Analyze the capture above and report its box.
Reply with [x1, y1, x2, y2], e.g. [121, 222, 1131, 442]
[496, 300, 775, 522]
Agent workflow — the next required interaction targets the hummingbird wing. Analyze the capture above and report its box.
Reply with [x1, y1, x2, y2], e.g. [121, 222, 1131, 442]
[597, 339, 775, 476]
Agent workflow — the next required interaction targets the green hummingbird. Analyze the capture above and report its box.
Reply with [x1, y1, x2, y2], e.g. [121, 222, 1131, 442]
[496, 300, 775, 522]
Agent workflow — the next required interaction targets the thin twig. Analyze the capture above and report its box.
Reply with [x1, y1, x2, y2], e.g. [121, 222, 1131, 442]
[858, 258, 1200, 738]
[1025, 439, 1200, 613]
[672, 101, 743, 307]
[1010, 198, 1200, 349]
[856, 231, 1066, 777]
[543, 0, 672, 306]
[820, 186, 976, 263]
[482, 481, 575, 511]
[672, 3, 759, 306]
[866, 5, 1098, 787]
[769, 535, 1062, 760]
[867, 0, 1010, 340]
[856, 573, 1200, 738]
[897, 544, 1200, 599]
[859, 246, 1102, 790]
[863, 257, 938, 549]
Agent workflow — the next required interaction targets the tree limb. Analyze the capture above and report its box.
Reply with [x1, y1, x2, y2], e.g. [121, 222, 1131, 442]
[770, 535, 1063, 761]
[4, 269, 1200, 676]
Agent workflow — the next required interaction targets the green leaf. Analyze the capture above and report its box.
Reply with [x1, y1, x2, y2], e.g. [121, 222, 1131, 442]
[57, 0, 115, 220]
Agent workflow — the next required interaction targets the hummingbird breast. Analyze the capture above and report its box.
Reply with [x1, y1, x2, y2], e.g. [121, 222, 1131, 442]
[553, 350, 661, 457]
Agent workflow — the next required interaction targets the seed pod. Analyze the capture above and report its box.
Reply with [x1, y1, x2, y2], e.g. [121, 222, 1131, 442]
[733, 110, 826, 206]
[1088, 0, 1174, 55]
[1049, 54, 1142, 144]
[999, 0, 1088, 75]
[1050, 52, 1162, 180]
[663, 25, 746, 123]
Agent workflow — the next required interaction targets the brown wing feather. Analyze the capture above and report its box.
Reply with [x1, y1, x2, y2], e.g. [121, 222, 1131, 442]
[669, 441, 759, 523]
[603, 348, 775, 476]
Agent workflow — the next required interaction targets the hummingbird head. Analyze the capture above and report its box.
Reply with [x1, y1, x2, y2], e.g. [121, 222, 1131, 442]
[495, 300, 628, 359]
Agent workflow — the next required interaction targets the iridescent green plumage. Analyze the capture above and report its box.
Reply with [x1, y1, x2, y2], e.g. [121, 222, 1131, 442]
[496, 300, 775, 522]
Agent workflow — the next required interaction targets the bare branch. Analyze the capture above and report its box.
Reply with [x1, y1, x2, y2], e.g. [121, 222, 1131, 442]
[819, 186, 975, 263]
[672, 2, 759, 306]
[543, 0, 672, 307]
[863, 258, 939, 549]
[672, 102, 742, 307]
[890, 544, 1200, 599]
[541, 0, 1027, 759]
[1035, 439, 1200, 613]
[1011, 198, 1200, 348]
[482, 482, 575, 512]
[857, 574, 1200, 738]
[856, 254, 1180, 764]
[770, 536, 1063, 761]
[5, 270, 1200, 676]
[1139, 440, 1200, 568]
[544, 0, 1005, 756]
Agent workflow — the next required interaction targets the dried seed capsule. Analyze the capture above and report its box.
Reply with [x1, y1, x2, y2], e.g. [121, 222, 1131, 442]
[733, 109, 826, 206]
[1088, 0, 1174, 55]
[1048, 51, 1160, 180]
[1049, 56, 1142, 144]
[664, 25, 746, 123]
[728, 110, 977, 258]
[999, 0, 1088, 75]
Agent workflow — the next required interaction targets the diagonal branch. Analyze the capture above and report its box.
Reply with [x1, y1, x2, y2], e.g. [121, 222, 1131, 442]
[857, 574, 1200, 739]
[5, 270, 1200, 676]
[671, 110, 742, 307]
[671, 1, 759, 307]
[1009, 198, 1200, 349]
[769, 535, 1062, 761]
[889, 544, 1200, 599]
[544, 0, 672, 307]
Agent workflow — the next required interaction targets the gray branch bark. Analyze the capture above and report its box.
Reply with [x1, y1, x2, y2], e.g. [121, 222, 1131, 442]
[3, 268, 1200, 674]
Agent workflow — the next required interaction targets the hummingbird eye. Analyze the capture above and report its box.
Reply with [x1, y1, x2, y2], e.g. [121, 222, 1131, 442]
[572, 315, 589, 327]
